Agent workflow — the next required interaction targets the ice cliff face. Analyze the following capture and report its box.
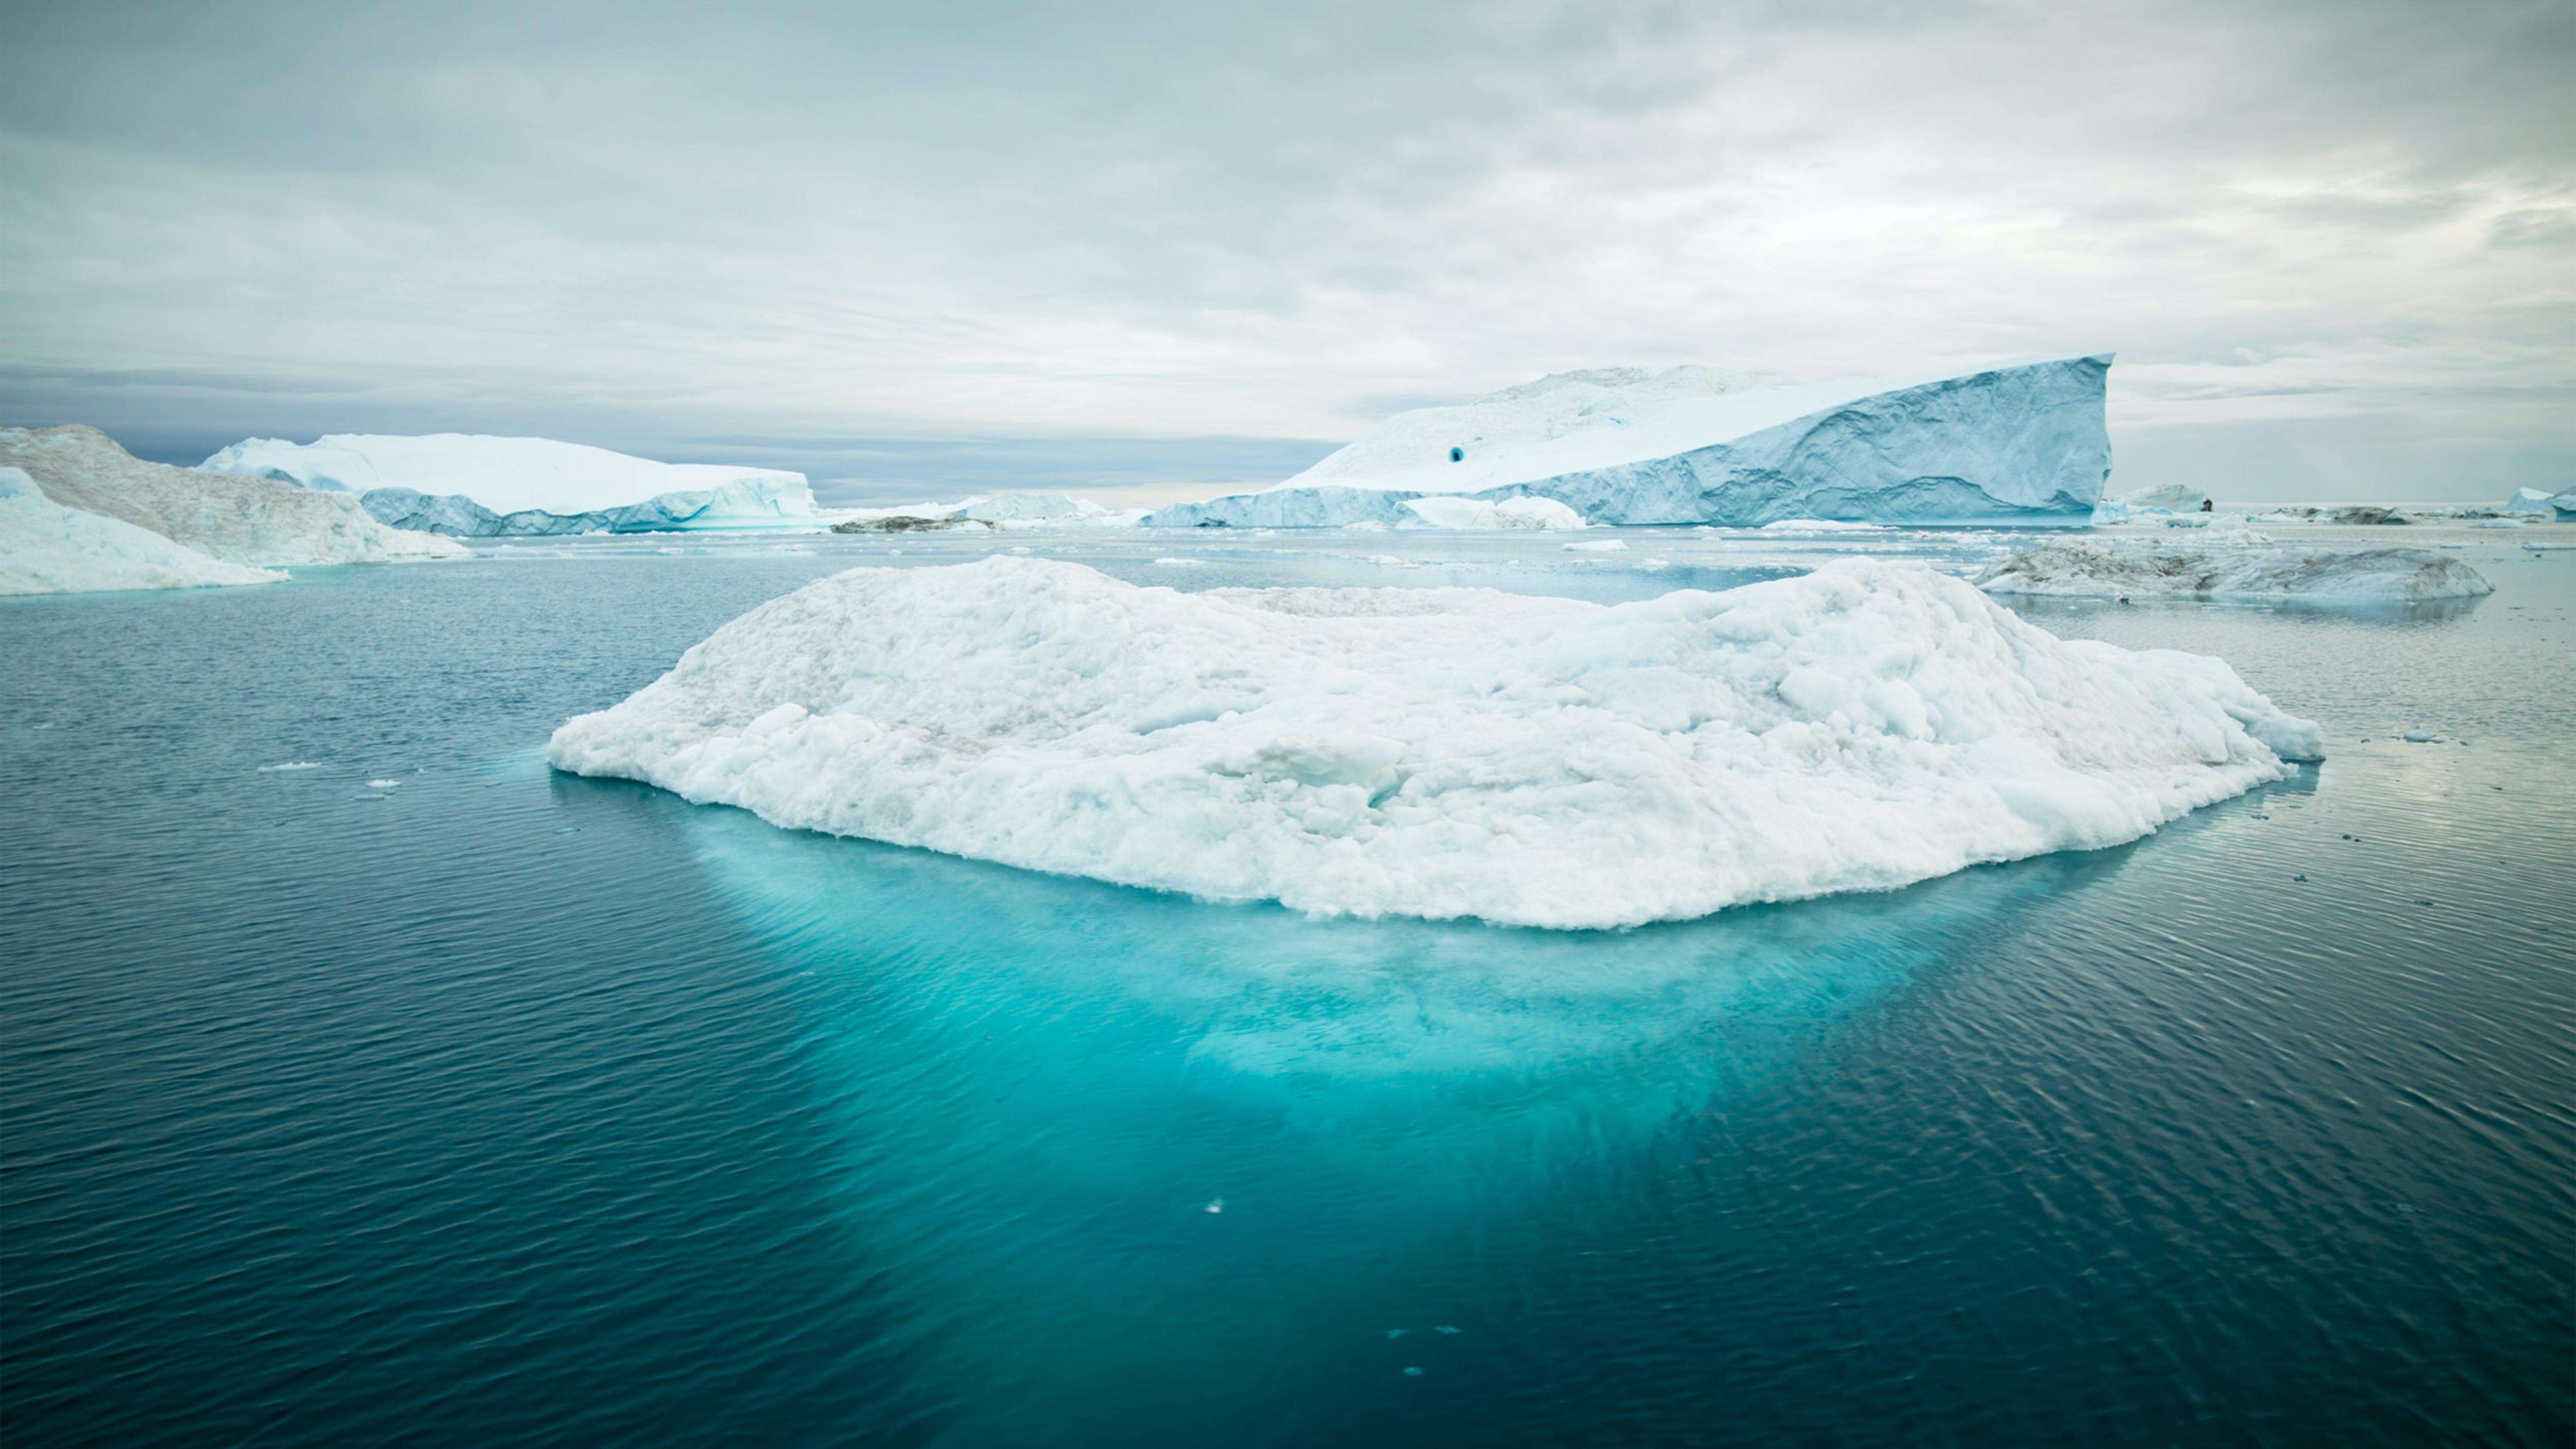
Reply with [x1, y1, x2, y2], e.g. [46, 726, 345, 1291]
[1976, 536, 2493, 601]
[1, 426, 463, 567]
[1, 466, 285, 595]
[548, 554, 2318, 930]
[1145, 356, 2112, 529]
[198, 433, 818, 536]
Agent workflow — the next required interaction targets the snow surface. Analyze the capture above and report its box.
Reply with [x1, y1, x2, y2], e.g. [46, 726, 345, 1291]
[1, 427, 463, 567]
[1976, 537, 2493, 601]
[0, 467, 285, 595]
[198, 434, 817, 535]
[1144, 356, 2112, 528]
[547, 555, 2321, 930]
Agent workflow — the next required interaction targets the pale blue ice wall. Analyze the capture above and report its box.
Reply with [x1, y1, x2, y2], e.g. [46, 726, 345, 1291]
[1148, 355, 2113, 528]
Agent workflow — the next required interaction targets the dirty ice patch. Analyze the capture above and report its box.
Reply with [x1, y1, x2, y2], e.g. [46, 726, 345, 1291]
[547, 556, 2321, 929]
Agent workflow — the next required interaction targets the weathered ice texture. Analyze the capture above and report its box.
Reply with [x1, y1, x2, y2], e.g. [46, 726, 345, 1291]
[1, 426, 462, 566]
[1147, 356, 2112, 528]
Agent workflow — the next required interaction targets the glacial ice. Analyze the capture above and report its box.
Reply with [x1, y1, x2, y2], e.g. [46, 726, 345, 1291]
[547, 555, 2321, 930]
[1143, 356, 2111, 529]
[2, 426, 463, 567]
[1976, 537, 2493, 601]
[1, 466, 285, 595]
[198, 433, 818, 536]
[2503, 487, 2557, 516]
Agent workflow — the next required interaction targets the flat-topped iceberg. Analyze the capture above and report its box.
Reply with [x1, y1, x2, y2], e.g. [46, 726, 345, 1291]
[198, 434, 818, 536]
[548, 555, 2319, 929]
[1977, 536, 2492, 601]
[2, 426, 462, 567]
[1145, 355, 2112, 529]
[1, 466, 284, 595]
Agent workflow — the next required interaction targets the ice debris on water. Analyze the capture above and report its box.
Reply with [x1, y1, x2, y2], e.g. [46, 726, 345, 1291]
[259, 761, 324, 772]
[1402, 1367, 1424, 1377]
[1203, 1198, 1224, 1214]
[366, 778, 400, 789]
[1433, 1325, 1462, 1335]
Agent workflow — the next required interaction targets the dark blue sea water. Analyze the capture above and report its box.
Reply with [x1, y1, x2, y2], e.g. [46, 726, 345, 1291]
[4, 534, 2571, 1446]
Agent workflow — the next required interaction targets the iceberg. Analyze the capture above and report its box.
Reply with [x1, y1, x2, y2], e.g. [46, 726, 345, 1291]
[2503, 487, 2557, 516]
[1976, 537, 2493, 601]
[830, 493, 1133, 532]
[547, 555, 2319, 930]
[197, 434, 818, 536]
[1, 466, 284, 595]
[1143, 356, 2111, 529]
[1398, 495, 1586, 530]
[1, 426, 463, 567]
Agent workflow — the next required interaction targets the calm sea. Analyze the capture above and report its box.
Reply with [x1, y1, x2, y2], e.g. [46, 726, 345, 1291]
[4, 528, 2569, 1445]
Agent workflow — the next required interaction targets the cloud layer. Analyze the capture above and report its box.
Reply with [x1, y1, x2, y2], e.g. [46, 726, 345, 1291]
[3, 0, 2568, 502]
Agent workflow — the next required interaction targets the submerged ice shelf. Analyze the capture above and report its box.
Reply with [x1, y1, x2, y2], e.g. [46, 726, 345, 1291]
[548, 556, 2321, 929]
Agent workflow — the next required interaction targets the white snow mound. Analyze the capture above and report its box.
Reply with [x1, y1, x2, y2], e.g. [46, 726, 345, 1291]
[1976, 539, 2493, 601]
[547, 556, 2323, 929]
[1, 426, 462, 566]
[1, 467, 285, 595]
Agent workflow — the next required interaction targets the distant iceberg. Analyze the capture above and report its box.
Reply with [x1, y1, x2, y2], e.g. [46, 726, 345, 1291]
[1145, 356, 2111, 529]
[2503, 486, 2576, 519]
[2, 426, 462, 567]
[1, 466, 284, 595]
[198, 434, 818, 536]
[548, 555, 2318, 930]
[1977, 536, 2492, 601]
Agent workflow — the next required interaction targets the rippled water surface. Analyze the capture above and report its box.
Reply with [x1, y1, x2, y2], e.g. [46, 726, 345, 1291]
[4, 527, 2571, 1446]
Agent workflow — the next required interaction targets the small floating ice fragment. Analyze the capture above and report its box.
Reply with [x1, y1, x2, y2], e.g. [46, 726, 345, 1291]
[2401, 731, 2439, 743]
[1433, 1325, 1462, 1335]
[259, 761, 324, 772]
[1202, 1198, 1224, 1214]
[366, 778, 400, 789]
[1561, 539, 1627, 552]
[1402, 1366, 1423, 1377]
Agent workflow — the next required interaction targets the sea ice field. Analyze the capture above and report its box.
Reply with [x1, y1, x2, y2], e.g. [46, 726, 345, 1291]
[3, 519, 2571, 1446]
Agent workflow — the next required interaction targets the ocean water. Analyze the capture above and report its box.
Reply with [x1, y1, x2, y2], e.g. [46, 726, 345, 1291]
[3, 528, 2571, 1446]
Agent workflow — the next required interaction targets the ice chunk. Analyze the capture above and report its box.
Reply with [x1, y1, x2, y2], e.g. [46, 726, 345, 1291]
[2101, 483, 2213, 517]
[2, 426, 462, 567]
[2503, 487, 2558, 516]
[547, 555, 2321, 929]
[198, 433, 817, 537]
[1144, 356, 2112, 528]
[1, 466, 286, 595]
[1976, 539, 2492, 601]
[1398, 495, 1587, 530]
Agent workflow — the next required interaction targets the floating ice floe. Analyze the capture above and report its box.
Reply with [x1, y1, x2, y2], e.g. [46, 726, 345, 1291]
[1, 466, 287, 595]
[199, 434, 817, 537]
[2, 426, 462, 567]
[1144, 356, 2111, 529]
[1398, 495, 1587, 530]
[548, 556, 2322, 929]
[1976, 537, 2493, 601]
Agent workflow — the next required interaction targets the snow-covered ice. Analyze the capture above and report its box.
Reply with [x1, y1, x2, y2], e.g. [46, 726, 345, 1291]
[1, 466, 286, 595]
[1976, 537, 2493, 601]
[2, 426, 463, 567]
[198, 434, 818, 536]
[547, 555, 2321, 930]
[1144, 356, 2111, 529]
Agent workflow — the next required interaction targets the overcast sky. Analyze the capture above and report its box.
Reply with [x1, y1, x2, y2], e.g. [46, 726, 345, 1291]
[3, 0, 2568, 504]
